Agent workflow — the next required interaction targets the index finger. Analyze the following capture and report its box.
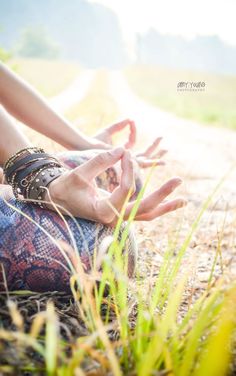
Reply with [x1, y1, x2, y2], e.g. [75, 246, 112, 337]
[75, 147, 124, 181]
[124, 120, 137, 149]
[109, 119, 137, 149]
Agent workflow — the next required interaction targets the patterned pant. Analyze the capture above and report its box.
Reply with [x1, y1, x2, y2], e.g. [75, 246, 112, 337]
[0, 152, 140, 292]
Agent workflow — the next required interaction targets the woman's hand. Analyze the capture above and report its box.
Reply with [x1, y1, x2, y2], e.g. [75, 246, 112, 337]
[94, 119, 167, 169]
[94, 119, 137, 149]
[47, 147, 186, 225]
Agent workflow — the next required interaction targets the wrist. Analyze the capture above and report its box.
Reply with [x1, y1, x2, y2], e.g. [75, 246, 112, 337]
[45, 173, 69, 213]
[3, 147, 66, 209]
[46, 175, 63, 207]
[76, 137, 112, 150]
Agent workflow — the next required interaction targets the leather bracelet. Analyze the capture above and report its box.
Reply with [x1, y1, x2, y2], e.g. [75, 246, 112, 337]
[3, 147, 66, 208]
[5, 153, 52, 181]
[17, 159, 61, 192]
[3, 147, 44, 172]
[10, 162, 60, 199]
[27, 166, 66, 208]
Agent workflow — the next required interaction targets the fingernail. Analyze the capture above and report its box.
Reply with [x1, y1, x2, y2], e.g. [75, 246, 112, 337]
[111, 147, 124, 156]
[174, 177, 182, 186]
[156, 137, 163, 142]
[125, 150, 132, 158]
[179, 199, 188, 207]
[170, 178, 182, 191]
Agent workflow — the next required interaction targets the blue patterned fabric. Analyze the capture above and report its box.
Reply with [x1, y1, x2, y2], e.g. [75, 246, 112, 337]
[0, 196, 114, 292]
[0, 151, 139, 292]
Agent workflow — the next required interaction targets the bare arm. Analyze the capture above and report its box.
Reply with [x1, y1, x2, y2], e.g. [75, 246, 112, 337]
[0, 62, 108, 151]
[0, 106, 30, 165]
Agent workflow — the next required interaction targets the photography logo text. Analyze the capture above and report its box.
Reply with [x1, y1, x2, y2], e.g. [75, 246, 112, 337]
[177, 81, 206, 91]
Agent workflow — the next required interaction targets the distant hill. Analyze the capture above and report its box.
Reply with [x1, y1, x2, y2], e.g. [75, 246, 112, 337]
[137, 29, 236, 75]
[0, 0, 236, 74]
[0, 0, 127, 68]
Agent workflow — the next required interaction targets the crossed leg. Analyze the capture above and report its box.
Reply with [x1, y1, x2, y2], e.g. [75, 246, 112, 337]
[0, 152, 139, 293]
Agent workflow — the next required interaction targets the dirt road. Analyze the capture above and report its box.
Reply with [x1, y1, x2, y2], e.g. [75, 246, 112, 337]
[49, 70, 95, 113]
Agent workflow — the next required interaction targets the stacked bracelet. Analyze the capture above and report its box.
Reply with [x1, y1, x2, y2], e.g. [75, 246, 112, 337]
[3, 147, 66, 208]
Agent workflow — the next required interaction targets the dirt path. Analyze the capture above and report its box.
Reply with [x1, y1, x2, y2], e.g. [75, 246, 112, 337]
[49, 70, 95, 113]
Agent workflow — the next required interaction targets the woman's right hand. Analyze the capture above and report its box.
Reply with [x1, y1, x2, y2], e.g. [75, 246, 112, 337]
[47, 147, 186, 225]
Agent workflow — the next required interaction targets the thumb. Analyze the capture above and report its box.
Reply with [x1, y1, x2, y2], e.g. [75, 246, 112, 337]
[124, 120, 136, 149]
[109, 119, 137, 149]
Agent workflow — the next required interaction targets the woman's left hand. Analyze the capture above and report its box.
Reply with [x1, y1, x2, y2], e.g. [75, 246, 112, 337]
[94, 119, 167, 169]
[94, 118, 137, 149]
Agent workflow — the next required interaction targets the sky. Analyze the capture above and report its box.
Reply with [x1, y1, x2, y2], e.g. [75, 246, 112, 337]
[89, 0, 236, 48]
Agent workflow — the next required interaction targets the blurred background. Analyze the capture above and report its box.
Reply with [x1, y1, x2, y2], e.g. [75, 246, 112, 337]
[1, 0, 236, 133]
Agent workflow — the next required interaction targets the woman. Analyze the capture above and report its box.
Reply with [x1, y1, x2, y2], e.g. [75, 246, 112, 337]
[0, 62, 186, 292]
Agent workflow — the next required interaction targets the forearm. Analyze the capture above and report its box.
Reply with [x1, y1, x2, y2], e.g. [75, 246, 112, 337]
[0, 62, 108, 151]
[0, 106, 30, 165]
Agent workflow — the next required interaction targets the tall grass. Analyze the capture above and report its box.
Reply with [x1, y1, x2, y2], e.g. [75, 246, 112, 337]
[0, 170, 235, 375]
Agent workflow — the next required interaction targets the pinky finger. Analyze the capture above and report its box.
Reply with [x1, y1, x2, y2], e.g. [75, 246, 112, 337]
[152, 149, 168, 159]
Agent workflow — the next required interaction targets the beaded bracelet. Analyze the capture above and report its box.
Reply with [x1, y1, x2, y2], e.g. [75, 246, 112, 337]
[5, 152, 53, 181]
[3, 147, 44, 172]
